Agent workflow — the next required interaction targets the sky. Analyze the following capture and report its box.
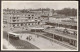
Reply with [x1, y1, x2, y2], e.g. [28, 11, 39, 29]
[2, 1, 78, 10]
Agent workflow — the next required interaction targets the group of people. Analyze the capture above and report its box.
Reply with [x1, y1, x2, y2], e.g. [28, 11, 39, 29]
[26, 35, 40, 41]
[26, 35, 32, 41]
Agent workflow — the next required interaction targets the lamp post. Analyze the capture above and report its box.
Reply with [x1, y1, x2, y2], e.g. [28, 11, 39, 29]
[7, 21, 10, 46]
[35, 29, 37, 38]
[8, 23, 10, 46]
[8, 32, 9, 46]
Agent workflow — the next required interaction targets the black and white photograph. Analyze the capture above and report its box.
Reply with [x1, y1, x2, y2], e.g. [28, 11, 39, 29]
[1, 1, 78, 51]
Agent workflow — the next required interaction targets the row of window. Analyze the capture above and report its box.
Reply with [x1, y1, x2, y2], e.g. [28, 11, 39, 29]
[28, 15, 34, 16]
[12, 22, 40, 27]
[10, 17, 19, 19]
[12, 20, 19, 22]
[11, 17, 41, 22]
[10, 16, 41, 19]
[10, 14, 34, 16]
[27, 17, 40, 19]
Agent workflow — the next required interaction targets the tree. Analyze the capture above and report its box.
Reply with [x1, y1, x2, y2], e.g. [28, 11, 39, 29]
[55, 8, 77, 16]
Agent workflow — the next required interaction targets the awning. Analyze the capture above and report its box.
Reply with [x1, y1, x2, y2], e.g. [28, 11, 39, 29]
[43, 25, 53, 28]
[8, 32, 20, 36]
[55, 27, 65, 29]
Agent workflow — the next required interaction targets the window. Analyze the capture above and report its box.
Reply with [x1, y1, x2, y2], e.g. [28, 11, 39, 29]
[31, 23, 33, 25]
[17, 20, 19, 22]
[21, 23, 23, 26]
[38, 22, 40, 25]
[13, 24, 15, 27]
[17, 17, 19, 19]
[13, 20, 16, 22]
[35, 20, 37, 21]
[30, 23, 31, 25]
[38, 17, 40, 19]
[28, 15, 30, 16]
[13, 17, 16, 19]
[17, 24, 19, 26]
[25, 19, 28, 21]
[26, 23, 27, 25]
[32, 17, 33, 19]
[32, 15, 34, 16]
[28, 23, 30, 25]
[41, 20, 42, 21]
[28, 17, 31, 19]
[10, 17, 11, 19]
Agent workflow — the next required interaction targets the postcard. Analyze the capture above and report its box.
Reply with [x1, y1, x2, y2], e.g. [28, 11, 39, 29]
[1, 1, 78, 51]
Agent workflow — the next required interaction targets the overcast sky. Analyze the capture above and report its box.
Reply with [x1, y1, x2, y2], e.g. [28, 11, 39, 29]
[2, 1, 78, 10]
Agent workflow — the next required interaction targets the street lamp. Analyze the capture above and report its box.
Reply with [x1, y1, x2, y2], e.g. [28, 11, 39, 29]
[7, 21, 10, 46]
[8, 32, 9, 46]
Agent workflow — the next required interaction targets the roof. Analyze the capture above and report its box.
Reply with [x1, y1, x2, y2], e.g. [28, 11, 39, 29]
[8, 32, 20, 36]
[55, 27, 77, 32]
[44, 30, 77, 40]
[41, 16, 48, 17]
[55, 27, 65, 29]
[53, 31, 77, 40]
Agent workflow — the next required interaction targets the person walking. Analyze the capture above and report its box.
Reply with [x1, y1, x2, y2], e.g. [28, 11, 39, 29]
[26, 36, 29, 40]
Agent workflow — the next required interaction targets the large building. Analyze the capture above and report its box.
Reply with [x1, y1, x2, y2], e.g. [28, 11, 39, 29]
[3, 8, 49, 31]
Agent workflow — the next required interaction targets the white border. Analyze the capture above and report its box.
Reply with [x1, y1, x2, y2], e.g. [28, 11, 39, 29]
[1, 1, 79, 51]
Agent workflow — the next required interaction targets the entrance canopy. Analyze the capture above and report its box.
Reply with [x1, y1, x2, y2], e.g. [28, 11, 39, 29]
[30, 27, 44, 30]
[8, 32, 20, 36]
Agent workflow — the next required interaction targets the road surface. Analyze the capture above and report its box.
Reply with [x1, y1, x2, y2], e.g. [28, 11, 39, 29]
[3, 31, 39, 49]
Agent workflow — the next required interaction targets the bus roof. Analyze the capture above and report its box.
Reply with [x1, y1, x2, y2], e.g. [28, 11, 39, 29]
[30, 27, 44, 30]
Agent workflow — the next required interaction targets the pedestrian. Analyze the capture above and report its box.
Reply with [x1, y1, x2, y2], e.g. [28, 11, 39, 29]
[28, 36, 31, 41]
[26, 36, 29, 40]
[51, 40, 53, 46]
[30, 35, 32, 39]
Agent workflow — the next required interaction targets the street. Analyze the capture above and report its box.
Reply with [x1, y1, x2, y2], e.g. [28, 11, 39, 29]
[3, 31, 39, 49]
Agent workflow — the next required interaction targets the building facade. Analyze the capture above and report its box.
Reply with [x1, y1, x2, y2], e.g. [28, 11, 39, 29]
[3, 8, 49, 31]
